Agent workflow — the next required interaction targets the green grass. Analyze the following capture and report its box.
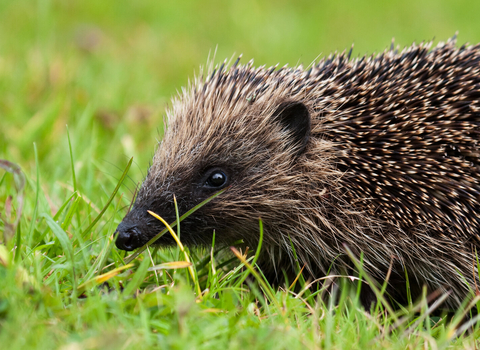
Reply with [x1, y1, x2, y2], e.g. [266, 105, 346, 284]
[1, 0, 480, 348]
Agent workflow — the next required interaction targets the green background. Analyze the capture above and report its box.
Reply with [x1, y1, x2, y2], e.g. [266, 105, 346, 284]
[2, 0, 480, 183]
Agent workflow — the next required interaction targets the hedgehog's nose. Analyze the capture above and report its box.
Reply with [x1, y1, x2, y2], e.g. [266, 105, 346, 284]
[115, 222, 141, 251]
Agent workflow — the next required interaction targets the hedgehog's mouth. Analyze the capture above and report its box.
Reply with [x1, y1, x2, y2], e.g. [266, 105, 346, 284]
[115, 219, 179, 251]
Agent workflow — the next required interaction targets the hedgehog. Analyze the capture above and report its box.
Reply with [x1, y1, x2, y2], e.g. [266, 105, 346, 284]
[115, 37, 480, 308]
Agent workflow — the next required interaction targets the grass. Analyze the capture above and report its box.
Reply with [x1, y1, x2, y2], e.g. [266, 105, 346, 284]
[1, 0, 480, 348]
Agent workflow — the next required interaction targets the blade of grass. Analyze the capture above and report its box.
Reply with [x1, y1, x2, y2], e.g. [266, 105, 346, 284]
[40, 213, 77, 294]
[234, 218, 263, 287]
[287, 235, 310, 298]
[96, 194, 125, 274]
[148, 210, 202, 298]
[66, 125, 77, 193]
[173, 195, 181, 262]
[81, 194, 124, 283]
[344, 245, 399, 323]
[77, 264, 134, 295]
[122, 255, 151, 297]
[14, 224, 22, 262]
[81, 157, 133, 237]
[445, 295, 480, 340]
[195, 239, 244, 274]
[62, 195, 90, 267]
[27, 143, 40, 247]
[66, 125, 83, 231]
[230, 246, 283, 314]
[33, 191, 78, 252]
[452, 312, 480, 338]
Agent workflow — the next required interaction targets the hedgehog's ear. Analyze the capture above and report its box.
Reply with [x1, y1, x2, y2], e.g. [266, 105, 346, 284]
[273, 102, 311, 155]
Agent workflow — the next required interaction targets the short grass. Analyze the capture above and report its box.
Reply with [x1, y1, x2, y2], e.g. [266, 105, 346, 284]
[1, 1, 480, 349]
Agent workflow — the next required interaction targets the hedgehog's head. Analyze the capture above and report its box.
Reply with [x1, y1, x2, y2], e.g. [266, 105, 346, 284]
[115, 65, 315, 251]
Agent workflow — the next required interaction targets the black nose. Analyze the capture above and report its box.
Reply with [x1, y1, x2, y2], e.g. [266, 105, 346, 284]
[115, 222, 141, 251]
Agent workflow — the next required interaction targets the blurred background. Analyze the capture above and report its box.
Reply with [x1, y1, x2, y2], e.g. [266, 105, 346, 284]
[1, 0, 480, 204]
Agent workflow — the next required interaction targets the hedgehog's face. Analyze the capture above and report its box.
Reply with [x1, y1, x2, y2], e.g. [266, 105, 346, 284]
[115, 96, 311, 251]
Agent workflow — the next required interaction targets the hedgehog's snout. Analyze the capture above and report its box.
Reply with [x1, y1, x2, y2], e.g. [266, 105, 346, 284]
[115, 222, 142, 251]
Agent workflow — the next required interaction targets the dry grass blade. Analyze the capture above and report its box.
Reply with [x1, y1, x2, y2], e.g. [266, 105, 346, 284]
[77, 264, 134, 295]
[399, 292, 450, 339]
[230, 246, 283, 314]
[147, 210, 202, 298]
[388, 289, 444, 334]
[446, 295, 480, 340]
[148, 261, 193, 271]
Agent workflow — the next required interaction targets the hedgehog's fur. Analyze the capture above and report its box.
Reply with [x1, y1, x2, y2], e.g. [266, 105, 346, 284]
[116, 37, 480, 308]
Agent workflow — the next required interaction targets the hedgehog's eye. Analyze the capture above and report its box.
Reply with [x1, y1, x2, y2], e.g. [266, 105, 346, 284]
[205, 171, 227, 188]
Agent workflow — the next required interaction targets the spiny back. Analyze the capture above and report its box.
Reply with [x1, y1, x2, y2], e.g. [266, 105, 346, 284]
[312, 41, 480, 241]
